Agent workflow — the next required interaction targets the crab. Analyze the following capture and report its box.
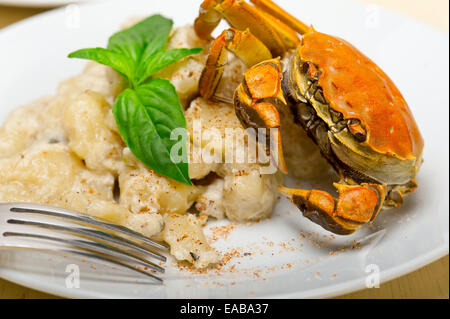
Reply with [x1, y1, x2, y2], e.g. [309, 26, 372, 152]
[194, 0, 424, 234]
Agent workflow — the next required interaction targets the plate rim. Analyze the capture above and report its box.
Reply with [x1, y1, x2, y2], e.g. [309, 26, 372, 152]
[0, 246, 447, 298]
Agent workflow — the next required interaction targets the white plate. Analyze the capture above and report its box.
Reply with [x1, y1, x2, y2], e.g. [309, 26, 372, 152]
[0, 0, 91, 8]
[0, 0, 448, 299]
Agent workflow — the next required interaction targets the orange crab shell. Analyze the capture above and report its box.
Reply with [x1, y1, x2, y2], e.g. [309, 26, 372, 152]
[298, 29, 424, 162]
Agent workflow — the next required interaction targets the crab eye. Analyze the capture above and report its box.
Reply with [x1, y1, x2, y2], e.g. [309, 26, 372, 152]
[347, 119, 367, 142]
[301, 61, 321, 80]
[300, 61, 310, 74]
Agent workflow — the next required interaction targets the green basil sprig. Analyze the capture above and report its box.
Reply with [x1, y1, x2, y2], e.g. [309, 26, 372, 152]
[69, 15, 202, 185]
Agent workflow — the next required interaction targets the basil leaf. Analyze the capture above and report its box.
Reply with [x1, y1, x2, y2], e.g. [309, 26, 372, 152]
[113, 78, 191, 185]
[68, 48, 135, 79]
[135, 48, 203, 86]
[68, 14, 202, 185]
[139, 32, 170, 63]
[107, 15, 172, 62]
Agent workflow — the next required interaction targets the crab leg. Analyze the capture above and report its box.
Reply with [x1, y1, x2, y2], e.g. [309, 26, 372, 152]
[249, 0, 310, 35]
[279, 183, 387, 235]
[194, 0, 223, 39]
[194, 0, 300, 56]
[199, 28, 272, 99]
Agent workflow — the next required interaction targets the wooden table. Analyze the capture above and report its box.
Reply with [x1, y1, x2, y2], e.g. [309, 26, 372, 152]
[0, 0, 448, 299]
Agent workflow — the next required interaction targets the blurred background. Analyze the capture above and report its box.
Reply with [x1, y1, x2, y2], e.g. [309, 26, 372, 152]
[0, 0, 448, 299]
[0, 0, 448, 31]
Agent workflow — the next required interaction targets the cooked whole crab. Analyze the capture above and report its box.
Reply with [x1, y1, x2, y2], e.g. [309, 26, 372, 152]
[194, 0, 424, 234]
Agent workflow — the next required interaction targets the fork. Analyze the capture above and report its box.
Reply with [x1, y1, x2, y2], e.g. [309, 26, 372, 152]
[0, 202, 168, 283]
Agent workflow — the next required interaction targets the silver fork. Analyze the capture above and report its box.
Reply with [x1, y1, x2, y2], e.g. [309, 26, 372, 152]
[0, 202, 168, 283]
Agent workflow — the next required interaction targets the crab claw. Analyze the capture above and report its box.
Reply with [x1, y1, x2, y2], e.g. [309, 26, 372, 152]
[199, 28, 272, 100]
[194, 0, 223, 39]
[234, 100, 287, 173]
[279, 183, 386, 235]
[194, 0, 300, 56]
[250, 102, 288, 174]
[234, 59, 288, 173]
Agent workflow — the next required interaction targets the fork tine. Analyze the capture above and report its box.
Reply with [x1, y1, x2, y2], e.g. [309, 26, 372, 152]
[3, 231, 164, 279]
[7, 219, 166, 262]
[9, 205, 168, 251]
